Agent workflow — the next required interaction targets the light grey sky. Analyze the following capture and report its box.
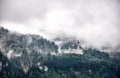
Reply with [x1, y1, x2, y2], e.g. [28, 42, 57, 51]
[0, 0, 120, 51]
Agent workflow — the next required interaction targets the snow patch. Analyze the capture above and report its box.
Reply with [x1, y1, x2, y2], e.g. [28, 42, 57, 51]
[7, 50, 14, 59]
[7, 50, 22, 59]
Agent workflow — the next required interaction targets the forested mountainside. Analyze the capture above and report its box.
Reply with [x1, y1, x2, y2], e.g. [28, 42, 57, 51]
[0, 27, 58, 73]
[0, 27, 58, 54]
[0, 50, 120, 78]
[0, 27, 120, 78]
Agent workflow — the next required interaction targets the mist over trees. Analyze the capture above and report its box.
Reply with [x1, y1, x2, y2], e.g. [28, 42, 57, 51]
[0, 27, 120, 78]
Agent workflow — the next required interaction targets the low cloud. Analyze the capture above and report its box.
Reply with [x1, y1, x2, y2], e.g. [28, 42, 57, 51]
[0, 0, 120, 52]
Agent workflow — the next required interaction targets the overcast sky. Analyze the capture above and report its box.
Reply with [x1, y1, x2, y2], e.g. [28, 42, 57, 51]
[0, 0, 120, 51]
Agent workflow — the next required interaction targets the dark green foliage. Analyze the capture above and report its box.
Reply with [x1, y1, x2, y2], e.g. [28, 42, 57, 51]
[84, 48, 110, 59]
[44, 54, 120, 78]
[0, 51, 25, 78]
[0, 27, 8, 35]
[0, 49, 120, 78]
[61, 41, 78, 49]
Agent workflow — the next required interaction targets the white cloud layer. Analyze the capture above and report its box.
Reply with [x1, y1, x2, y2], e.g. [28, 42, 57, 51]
[0, 0, 120, 51]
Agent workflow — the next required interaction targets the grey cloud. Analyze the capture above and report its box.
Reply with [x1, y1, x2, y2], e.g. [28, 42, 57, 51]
[0, 0, 49, 22]
[0, 0, 120, 52]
